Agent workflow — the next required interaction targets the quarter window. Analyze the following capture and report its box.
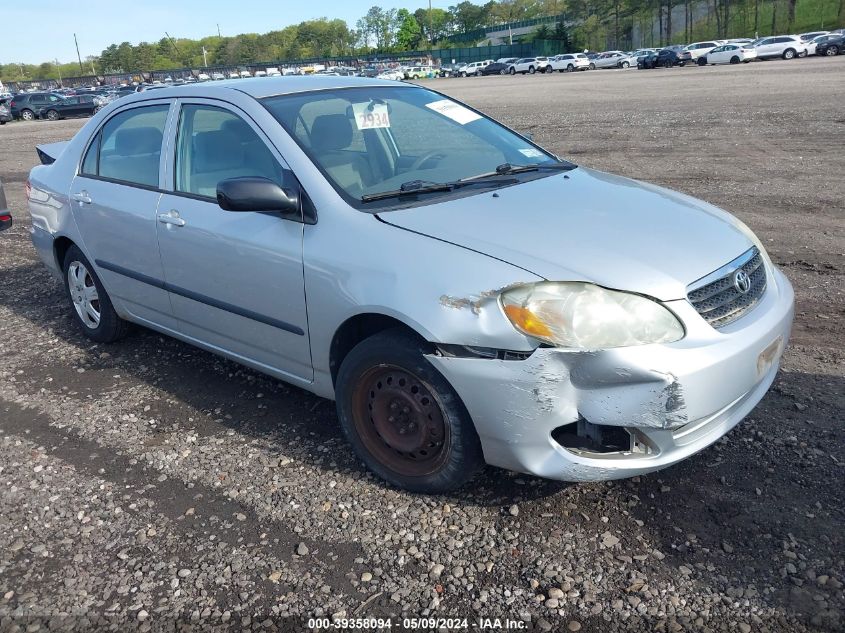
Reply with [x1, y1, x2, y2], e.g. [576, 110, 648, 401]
[93, 104, 169, 188]
[175, 104, 283, 198]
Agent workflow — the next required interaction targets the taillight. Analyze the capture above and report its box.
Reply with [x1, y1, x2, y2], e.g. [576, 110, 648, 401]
[10, 100, 16, 108]
[25, 180, 31, 200]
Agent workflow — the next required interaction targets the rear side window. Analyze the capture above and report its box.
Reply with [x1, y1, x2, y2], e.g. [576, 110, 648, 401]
[85, 104, 169, 188]
[175, 104, 283, 199]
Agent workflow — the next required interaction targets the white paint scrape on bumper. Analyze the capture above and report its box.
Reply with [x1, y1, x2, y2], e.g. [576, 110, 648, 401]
[427, 268, 794, 481]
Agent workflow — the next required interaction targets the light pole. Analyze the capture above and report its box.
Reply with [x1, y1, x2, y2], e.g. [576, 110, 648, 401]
[55, 58, 63, 87]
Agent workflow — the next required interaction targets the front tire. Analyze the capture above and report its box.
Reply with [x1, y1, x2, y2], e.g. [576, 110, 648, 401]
[826, 46, 839, 56]
[620, 61, 629, 68]
[588, 62, 596, 70]
[335, 329, 484, 493]
[697, 57, 708, 66]
[63, 245, 128, 343]
[509, 67, 516, 74]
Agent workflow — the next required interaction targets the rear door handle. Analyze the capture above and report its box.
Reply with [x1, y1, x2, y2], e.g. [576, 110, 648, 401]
[71, 191, 92, 204]
[157, 211, 186, 227]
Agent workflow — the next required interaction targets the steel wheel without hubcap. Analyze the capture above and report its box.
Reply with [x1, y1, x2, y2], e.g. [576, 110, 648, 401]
[67, 261, 100, 329]
[351, 365, 449, 477]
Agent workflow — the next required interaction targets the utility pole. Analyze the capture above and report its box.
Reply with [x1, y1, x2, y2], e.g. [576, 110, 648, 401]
[202, 46, 208, 67]
[74, 33, 84, 73]
[217, 23, 222, 37]
[428, 0, 434, 47]
[55, 59, 63, 87]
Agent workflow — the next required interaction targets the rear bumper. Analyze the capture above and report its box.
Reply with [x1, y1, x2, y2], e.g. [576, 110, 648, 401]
[428, 266, 794, 481]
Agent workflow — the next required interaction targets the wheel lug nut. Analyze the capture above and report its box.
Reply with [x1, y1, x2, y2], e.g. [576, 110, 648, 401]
[403, 406, 410, 414]
[388, 416, 395, 423]
[390, 402, 398, 410]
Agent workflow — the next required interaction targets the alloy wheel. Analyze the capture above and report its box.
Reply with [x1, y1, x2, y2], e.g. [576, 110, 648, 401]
[67, 261, 101, 329]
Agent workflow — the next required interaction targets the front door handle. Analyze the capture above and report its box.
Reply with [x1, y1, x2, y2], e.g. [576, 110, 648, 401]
[71, 191, 92, 205]
[157, 210, 186, 227]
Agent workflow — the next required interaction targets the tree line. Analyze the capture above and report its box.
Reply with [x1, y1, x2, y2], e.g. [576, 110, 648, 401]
[2, 0, 842, 82]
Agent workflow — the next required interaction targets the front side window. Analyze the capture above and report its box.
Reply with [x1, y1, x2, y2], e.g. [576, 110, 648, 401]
[96, 104, 169, 188]
[263, 86, 562, 206]
[175, 104, 283, 199]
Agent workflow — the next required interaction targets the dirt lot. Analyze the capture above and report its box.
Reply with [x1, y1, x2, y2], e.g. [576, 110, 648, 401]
[0, 57, 843, 632]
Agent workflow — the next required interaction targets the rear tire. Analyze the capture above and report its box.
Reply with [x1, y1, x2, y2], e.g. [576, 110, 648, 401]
[62, 245, 129, 343]
[20, 109, 34, 121]
[46, 109, 59, 121]
[528, 66, 535, 74]
[730, 56, 740, 64]
[782, 48, 796, 59]
[335, 329, 484, 493]
[567, 64, 574, 72]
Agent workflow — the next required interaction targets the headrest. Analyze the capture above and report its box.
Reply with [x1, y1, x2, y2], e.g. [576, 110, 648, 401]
[192, 130, 245, 173]
[310, 114, 353, 152]
[114, 127, 163, 156]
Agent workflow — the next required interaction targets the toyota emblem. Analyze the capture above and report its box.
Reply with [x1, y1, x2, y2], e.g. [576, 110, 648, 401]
[733, 269, 752, 294]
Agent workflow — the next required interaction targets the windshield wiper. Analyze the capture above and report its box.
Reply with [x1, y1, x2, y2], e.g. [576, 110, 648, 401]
[361, 177, 517, 203]
[462, 161, 576, 181]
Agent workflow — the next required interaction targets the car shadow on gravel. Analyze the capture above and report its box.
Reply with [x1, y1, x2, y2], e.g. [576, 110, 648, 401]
[0, 261, 571, 507]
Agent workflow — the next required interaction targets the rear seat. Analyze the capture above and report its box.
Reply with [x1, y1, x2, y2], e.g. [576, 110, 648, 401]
[99, 127, 163, 187]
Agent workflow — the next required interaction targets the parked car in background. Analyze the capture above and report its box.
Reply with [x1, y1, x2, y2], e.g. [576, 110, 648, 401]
[457, 60, 492, 76]
[38, 95, 99, 121]
[638, 49, 686, 68]
[799, 31, 829, 45]
[508, 58, 543, 74]
[496, 57, 518, 65]
[26, 77, 794, 493]
[533, 57, 553, 72]
[550, 53, 591, 72]
[751, 35, 807, 59]
[662, 44, 693, 63]
[815, 33, 844, 56]
[479, 62, 510, 75]
[700, 43, 757, 65]
[9, 92, 65, 121]
[0, 99, 11, 124]
[804, 34, 832, 55]
[592, 51, 633, 68]
[684, 41, 721, 60]
[404, 66, 435, 79]
[437, 63, 462, 77]
[376, 69, 403, 81]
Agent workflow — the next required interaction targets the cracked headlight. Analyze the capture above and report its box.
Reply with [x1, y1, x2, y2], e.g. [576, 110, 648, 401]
[500, 282, 684, 349]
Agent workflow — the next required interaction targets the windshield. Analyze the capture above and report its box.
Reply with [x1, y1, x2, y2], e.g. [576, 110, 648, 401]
[262, 86, 564, 207]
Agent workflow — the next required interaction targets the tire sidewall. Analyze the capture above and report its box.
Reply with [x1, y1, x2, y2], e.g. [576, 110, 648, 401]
[335, 329, 483, 493]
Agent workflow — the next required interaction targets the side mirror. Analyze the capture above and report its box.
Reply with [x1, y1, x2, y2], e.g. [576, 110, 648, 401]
[217, 176, 300, 220]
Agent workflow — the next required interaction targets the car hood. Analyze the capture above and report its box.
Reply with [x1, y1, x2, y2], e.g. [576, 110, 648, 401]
[377, 167, 754, 301]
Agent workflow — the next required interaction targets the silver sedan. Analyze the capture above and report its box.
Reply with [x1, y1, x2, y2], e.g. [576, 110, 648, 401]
[27, 77, 793, 492]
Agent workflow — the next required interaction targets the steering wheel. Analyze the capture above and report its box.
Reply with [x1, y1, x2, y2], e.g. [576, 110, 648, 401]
[409, 150, 447, 171]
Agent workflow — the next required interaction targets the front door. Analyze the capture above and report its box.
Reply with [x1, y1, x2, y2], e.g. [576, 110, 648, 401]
[156, 100, 312, 382]
[70, 101, 177, 330]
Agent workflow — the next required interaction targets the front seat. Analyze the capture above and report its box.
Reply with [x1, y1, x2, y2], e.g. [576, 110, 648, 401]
[309, 114, 374, 197]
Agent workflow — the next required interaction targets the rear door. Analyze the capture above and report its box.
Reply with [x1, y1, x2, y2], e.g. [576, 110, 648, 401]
[156, 99, 311, 381]
[70, 100, 177, 330]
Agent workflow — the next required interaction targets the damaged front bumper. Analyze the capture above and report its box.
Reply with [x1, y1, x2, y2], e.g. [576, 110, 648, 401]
[427, 268, 794, 481]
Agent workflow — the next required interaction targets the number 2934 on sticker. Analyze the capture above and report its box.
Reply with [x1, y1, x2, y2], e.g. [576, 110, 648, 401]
[352, 103, 390, 130]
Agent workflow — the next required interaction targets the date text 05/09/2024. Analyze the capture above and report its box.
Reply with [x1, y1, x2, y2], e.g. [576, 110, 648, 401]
[307, 617, 528, 630]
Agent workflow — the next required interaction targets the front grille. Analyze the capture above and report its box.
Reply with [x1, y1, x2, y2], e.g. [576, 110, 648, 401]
[688, 247, 767, 328]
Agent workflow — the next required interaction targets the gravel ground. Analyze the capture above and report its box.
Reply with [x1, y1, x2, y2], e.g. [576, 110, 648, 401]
[0, 57, 843, 632]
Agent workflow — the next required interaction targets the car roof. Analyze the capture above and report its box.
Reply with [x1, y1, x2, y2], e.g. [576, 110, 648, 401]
[119, 76, 406, 103]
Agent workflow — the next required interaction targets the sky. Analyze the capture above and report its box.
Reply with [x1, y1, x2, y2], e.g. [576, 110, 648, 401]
[2, 0, 454, 65]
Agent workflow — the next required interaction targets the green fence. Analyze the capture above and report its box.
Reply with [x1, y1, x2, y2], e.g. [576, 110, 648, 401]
[430, 44, 535, 63]
[448, 14, 567, 43]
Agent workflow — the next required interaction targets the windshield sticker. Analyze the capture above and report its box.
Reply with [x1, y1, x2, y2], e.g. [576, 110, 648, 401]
[425, 99, 482, 125]
[352, 103, 390, 130]
[519, 148, 545, 158]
